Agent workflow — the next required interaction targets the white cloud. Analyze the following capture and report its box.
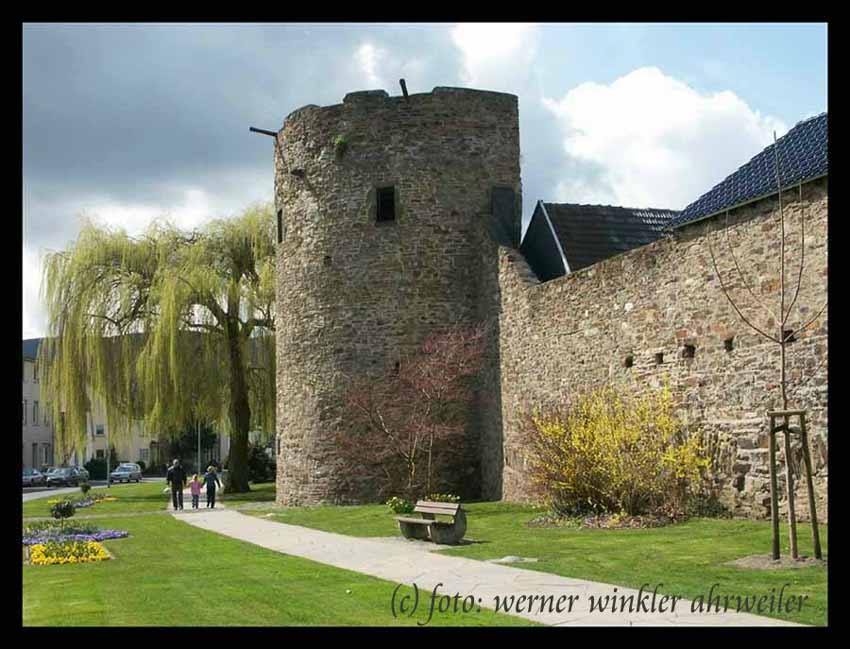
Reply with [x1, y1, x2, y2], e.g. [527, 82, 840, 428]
[542, 66, 787, 209]
[353, 42, 427, 92]
[450, 23, 539, 91]
[22, 245, 47, 340]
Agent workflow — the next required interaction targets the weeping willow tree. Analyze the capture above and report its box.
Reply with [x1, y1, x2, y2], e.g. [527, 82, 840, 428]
[39, 203, 276, 493]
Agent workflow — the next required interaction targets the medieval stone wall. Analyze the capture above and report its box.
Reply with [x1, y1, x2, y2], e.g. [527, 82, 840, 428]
[498, 179, 828, 520]
[274, 87, 520, 505]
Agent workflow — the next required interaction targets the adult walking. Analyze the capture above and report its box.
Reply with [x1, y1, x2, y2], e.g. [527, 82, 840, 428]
[203, 465, 223, 508]
[166, 459, 187, 511]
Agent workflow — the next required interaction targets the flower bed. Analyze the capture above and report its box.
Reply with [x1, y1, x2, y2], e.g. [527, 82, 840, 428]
[22, 521, 129, 546]
[29, 540, 110, 566]
[47, 494, 118, 509]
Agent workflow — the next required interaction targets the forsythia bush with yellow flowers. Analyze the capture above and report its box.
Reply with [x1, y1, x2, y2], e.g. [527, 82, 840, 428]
[524, 385, 709, 517]
[29, 540, 109, 566]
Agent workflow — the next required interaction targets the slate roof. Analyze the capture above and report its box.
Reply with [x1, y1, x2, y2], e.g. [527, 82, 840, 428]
[669, 112, 828, 229]
[540, 203, 679, 273]
[22, 338, 42, 360]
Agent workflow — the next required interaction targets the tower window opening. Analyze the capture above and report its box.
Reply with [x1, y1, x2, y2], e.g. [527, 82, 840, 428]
[682, 344, 695, 359]
[276, 209, 284, 243]
[724, 337, 735, 352]
[624, 355, 634, 368]
[655, 352, 664, 365]
[783, 329, 797, 344]
[376, 186, 396, 223]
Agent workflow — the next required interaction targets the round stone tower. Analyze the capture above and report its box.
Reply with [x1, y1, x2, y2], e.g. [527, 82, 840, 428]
[274, 86, 521, 505]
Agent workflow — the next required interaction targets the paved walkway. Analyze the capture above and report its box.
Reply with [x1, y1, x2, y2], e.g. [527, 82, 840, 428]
[164, 485, 226, 512]
[173, 508, 798, 626]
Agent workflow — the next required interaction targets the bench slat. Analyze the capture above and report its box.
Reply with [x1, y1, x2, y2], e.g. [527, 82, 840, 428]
[395, 516, 434, 525]
[415, 501, 460, 513]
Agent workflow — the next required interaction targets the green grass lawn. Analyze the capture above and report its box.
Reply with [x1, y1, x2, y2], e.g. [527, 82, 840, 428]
[23, 481, 171, 518]
[22, 511, 533, 627]
[241, 493, 828, 627]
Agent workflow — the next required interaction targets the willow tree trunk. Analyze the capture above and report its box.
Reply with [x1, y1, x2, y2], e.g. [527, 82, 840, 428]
[226, 326, 252, 493]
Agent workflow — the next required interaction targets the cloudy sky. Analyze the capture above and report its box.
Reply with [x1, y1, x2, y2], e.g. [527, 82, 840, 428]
[22, 22, 827, 339]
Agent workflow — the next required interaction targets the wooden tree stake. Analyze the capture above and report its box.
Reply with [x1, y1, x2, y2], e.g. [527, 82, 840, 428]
[782, 414, 799, 559]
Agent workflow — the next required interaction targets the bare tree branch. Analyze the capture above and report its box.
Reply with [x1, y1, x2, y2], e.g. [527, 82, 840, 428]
[705, 223, 781, 343]
[783, 183, 807, 325]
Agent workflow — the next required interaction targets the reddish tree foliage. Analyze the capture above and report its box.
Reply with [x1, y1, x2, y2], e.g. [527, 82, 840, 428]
[337, 323, 487, 501]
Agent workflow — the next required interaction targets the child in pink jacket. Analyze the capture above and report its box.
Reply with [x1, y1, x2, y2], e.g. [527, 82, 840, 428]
[189, 474, 202, 509]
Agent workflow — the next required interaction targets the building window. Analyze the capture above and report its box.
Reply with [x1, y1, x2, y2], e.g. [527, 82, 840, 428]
[724, 337, 735, 352]
[276, 209, 284, 244]
[95, 425, 105, 437]
[33, 401, 39, 426]
[139, 448, 150, 463]
[33, 362, 38, 383]
[96, 449, 105, 459]
[624, 355, 634, 368]
[32, 443, 38, 468]
[44, 402, 49, 426]
[682, 344, 696, 359]
[23, 400, 27, 425]
[376, 186, 396, 223]
[655, 352, 664, 365]
[40, 444, 50, 467]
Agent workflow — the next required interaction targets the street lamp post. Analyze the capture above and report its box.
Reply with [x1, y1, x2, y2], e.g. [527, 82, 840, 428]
[197, 418, 201, 476]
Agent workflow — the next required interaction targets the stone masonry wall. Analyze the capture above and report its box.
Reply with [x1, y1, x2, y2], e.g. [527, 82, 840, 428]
[274, 87, 520, 505]
[498, 179, 828, 520]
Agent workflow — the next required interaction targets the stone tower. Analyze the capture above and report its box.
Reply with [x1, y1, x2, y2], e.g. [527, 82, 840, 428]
[274, 86, 521, 505]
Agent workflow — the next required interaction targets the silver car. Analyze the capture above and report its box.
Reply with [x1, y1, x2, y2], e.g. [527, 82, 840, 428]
[22, 468, 46, 487]
[109, 463, 142, 483]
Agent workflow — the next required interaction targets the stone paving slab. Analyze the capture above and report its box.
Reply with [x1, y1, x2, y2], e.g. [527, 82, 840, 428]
[173, 508, 799, 627]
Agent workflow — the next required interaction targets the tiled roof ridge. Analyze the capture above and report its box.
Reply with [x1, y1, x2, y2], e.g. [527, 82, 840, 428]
[543, 201, 680, 214]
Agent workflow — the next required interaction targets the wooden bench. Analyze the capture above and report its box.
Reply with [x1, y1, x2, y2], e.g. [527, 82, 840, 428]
[395, 500, 467, 545]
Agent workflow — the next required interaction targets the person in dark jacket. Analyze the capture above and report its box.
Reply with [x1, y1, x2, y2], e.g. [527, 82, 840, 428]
[203, 466, 223, 508]
[166, 459, 187, 510]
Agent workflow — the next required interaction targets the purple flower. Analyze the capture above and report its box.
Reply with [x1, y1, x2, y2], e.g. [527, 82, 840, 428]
[22, 529, 129, 545]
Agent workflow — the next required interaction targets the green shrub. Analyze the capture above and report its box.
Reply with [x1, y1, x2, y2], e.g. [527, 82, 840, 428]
[425, 493, 460, 503]
[50, 500, 76, 520]
[523, 385, 710, 517]
[334, 135, 349, 158]
[79, 482, 91, 496]
[247, 443, 276, 483]
[386, 497, 414, 515]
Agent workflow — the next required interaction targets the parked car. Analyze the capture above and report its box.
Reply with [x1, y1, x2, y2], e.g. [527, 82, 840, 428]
[22, 468, 46, 487]
[46, 467, 86, 488]
[109, 463, 142, 483]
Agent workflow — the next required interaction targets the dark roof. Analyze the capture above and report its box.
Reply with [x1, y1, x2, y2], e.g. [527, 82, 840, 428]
[22, 338, 42, 360]
[670, 113, 828, 229]
[538, 202, 679, 274]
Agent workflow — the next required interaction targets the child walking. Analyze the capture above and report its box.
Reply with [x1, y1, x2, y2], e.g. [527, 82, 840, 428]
[189, 474, 202, 509]
[203, 466, 223, 508]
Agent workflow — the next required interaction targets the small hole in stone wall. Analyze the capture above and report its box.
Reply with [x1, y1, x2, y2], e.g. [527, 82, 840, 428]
[682, 344, 695, 359]
[724, 337, 734, 352]
[276, 209, 284, 244]
[655, 352, 664, 365]
[783, 329, 797, 344]
[624, 355, 634, 368]
[323, 255, 332, 267]
[393, 360, 400, 374]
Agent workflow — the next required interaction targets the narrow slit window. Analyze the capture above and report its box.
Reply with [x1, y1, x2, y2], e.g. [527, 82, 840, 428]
[624, 355, 634, 368]
[276, 209, 284, 243]
[376, 186, 396, 223]
[724, 337, 734, 352]
[682, 344, 695, 359]
[655, 352, 664, 365]
[783, 329, 797, 344]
